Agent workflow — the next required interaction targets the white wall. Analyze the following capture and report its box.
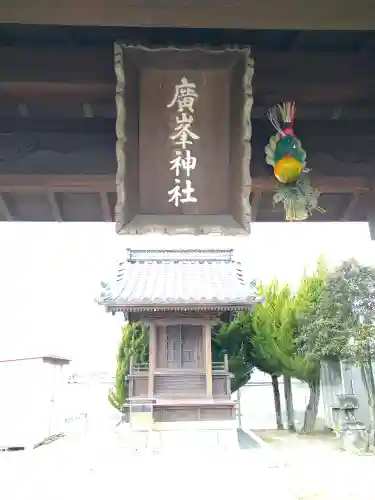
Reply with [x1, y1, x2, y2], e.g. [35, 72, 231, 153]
[235, 370, 326, 431]
[60, 376, 121, 439]
[0, 358, 69, 448]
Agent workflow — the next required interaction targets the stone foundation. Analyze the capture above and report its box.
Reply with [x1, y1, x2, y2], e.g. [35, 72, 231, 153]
[119, 423, 239, 452]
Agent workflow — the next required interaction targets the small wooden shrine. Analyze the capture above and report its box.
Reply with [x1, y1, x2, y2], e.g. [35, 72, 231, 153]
[99, 249, 258, 431]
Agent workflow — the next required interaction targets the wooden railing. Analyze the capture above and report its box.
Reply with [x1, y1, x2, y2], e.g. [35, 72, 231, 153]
[130, 354, 229, 374]
[128, 354, 231, 399]
[212, 354, 229, 372]
[212, 361, 225, 371]
[131, 362, 149, 373]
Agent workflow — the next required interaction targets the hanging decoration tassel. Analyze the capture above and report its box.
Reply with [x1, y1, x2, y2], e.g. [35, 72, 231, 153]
[265, 101, 324, 221]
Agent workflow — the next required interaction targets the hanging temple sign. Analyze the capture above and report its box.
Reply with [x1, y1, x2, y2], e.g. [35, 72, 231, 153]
[114, 44, 253, 235]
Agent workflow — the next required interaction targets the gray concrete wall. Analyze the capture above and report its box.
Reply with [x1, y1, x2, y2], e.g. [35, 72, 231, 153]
[235, 370, 326, 431]
[320, 360, 375, 428]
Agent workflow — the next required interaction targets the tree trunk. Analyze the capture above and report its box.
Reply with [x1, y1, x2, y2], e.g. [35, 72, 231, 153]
[237, 386, 242, 429]
[302, 376, 321, 434]
[366, 357, 375, 449]
[283, 374, 296, 433]
[361, 358, 375, 451]
[271, 374, 284, 430]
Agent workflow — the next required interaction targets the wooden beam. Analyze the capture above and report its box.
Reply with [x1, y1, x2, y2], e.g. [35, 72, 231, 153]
[253, 119, 375, 139]
[47, 192, 63, 221]
[254, 51, 375, 83]
[100, 192, 112, 222]
[1, 99, 374, 122]
[0, 0, 373, 30]
[251, 105, 375, 121]
[0, 47, 114, 84]
[0, 116, 374, 139]
[0, 46, 373, 120]
[341, 192, 360, 222]
[17, 103, 29, 117]
[250, 191, 262, 222]
[0, 82, 113, 102]
[0, 194, 13, 220]
[0, 175, 115, 193]
[0, 97, 367, 122]
[0, 173, 373, 196]
[82, 102, 94, 118]
[0, 117, 115, 133]
[364, 190, 375, 240]
[0, 47, 369, 80]
[252, 176, 373, 194]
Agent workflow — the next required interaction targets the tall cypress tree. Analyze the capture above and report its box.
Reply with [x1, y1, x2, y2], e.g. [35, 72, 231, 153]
[108, 322, 149, 412]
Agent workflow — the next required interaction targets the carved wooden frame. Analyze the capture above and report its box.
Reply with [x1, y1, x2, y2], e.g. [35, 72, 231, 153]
[114, 43, 253, 235]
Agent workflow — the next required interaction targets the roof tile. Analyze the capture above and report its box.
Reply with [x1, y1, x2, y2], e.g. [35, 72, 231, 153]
[99, 249, 258, 311]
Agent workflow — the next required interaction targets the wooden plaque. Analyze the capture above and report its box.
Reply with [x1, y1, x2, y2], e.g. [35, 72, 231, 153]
[114, 44, 253, 235]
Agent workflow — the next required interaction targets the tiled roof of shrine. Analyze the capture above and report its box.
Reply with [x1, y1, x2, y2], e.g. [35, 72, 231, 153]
[98, 249, 259, 312]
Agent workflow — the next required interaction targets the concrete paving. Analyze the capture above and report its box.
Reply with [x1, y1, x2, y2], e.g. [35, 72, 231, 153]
[0, 433, 296, 500]
[237, 428, 262, 449]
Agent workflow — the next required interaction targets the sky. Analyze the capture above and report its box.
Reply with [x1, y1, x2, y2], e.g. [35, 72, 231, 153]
[0, 221, 374, 371]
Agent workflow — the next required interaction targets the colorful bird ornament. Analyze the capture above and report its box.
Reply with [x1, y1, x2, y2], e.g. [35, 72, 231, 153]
[265, 101, 324, 221]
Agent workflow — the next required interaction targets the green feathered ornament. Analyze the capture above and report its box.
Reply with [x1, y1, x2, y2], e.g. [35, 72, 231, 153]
[265, 101, 324, 221]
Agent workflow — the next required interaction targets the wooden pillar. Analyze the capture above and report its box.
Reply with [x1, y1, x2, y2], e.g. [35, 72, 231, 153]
[129, 355, 134, 398]
[204, 324, 213, 397]
[368, 213, 375, 240]
[148, 324, 157, 397]
[224, 353, 231, 397]
[369, 220, 375, 240]
[365, 191, 375, 240]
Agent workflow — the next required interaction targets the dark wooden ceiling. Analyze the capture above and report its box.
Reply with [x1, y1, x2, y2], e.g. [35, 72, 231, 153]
[0, 0, 374, 30]
[0, 25, 374, 227]
[1, 24, 375, 51]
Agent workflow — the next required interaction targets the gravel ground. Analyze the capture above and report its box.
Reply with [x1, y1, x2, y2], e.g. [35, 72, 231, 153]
[3, 429, 374, 500]
[0, 432, 295, 500]
[255, 430, 375, 499]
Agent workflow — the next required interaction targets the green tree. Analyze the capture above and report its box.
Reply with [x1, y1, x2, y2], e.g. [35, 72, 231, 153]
[291, 258, 327, 433]
[297, 259, 375, 448]
[251, 262, 326, 434]
[212, 313, 255, 392]
[269, 264, 326, 434]
[251, 280, 299, 432]
[108, 322, 149, 412]
[249, 282, 284, 430]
